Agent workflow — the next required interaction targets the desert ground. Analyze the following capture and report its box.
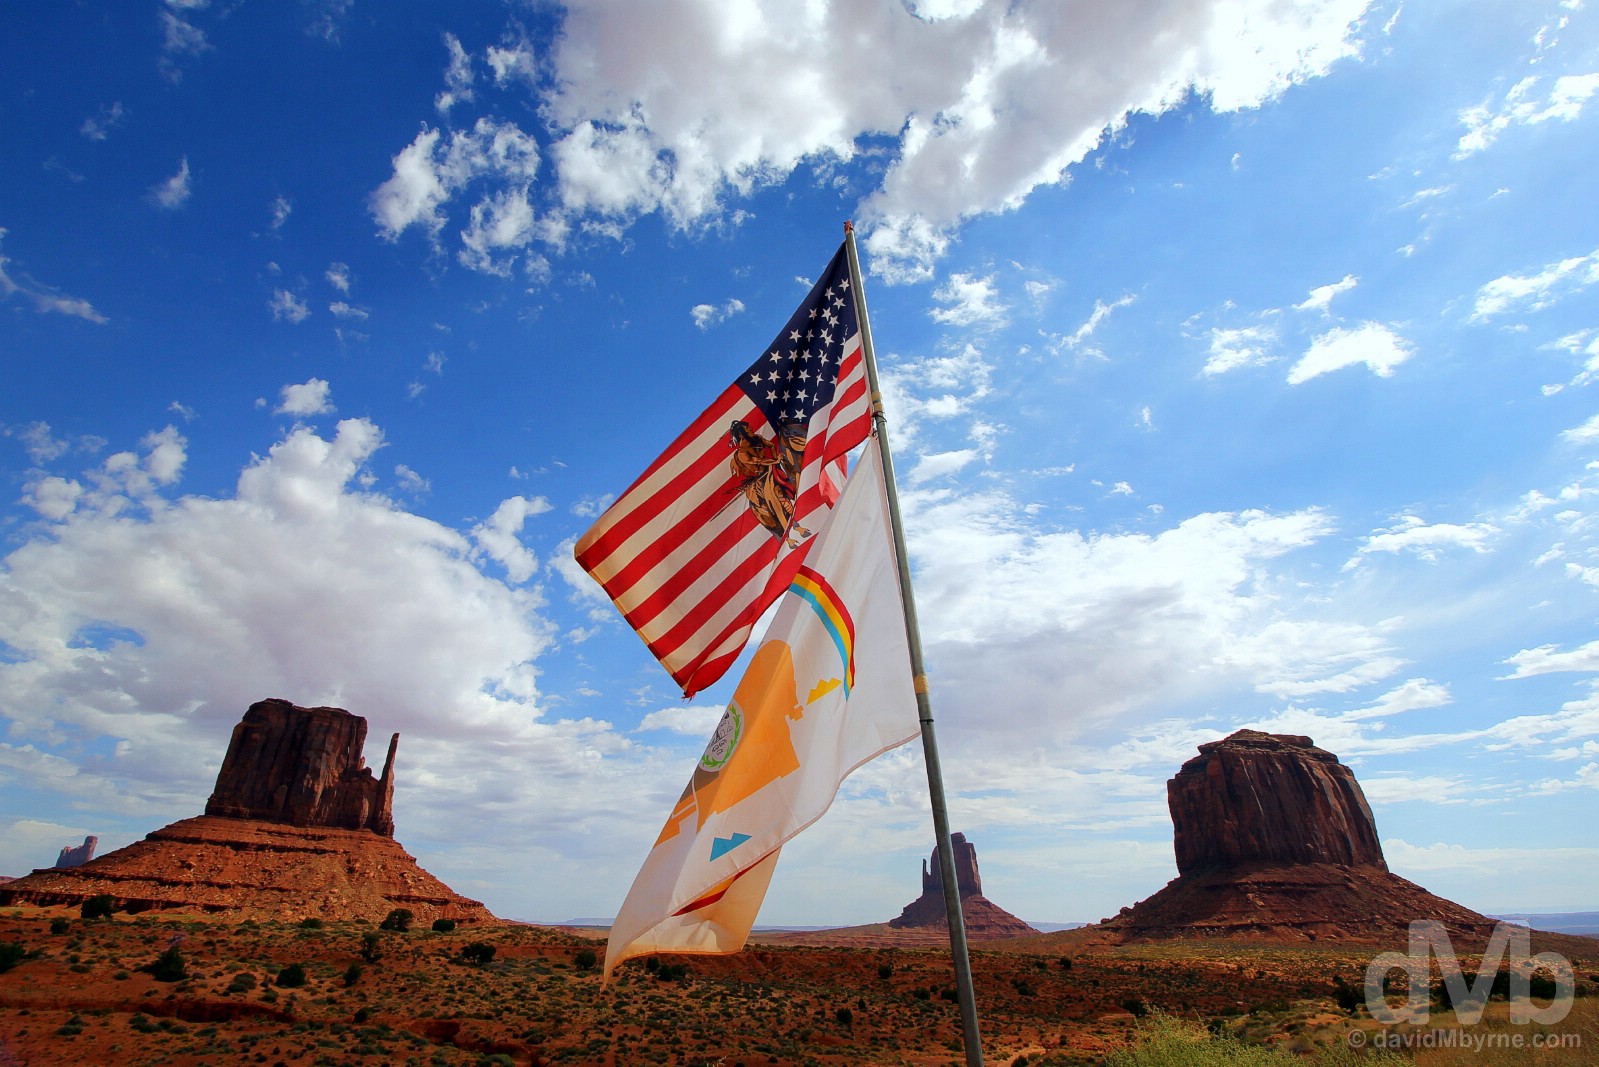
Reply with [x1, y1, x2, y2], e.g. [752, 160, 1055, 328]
[0, 905, 1593, 1066]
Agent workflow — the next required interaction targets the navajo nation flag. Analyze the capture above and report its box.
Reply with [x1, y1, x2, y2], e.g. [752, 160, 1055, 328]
[574, 243, 872, 697]
[604, 445, 919, 977]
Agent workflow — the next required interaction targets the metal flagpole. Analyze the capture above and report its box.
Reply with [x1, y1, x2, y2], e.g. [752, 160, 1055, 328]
[842, 220, 984, 1067]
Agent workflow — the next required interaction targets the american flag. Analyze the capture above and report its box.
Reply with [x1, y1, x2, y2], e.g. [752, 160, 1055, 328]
[575, 242, 872, 696]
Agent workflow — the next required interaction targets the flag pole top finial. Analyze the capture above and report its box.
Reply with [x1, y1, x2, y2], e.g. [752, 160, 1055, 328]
[844, 219, 854, 235]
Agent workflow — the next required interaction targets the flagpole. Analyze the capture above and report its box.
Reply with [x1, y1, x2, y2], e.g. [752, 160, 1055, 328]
[842, 221, 984, 1067]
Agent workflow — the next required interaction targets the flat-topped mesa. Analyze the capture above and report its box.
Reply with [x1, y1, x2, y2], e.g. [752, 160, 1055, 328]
[205, 698, 397, 836]
[1168, 729, 1386, 875]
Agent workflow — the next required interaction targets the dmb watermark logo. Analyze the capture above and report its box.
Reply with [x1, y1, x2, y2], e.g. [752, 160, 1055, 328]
[1363, 920, 1576, 1026]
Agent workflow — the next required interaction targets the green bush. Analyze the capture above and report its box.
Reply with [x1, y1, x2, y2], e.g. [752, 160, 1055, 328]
[297, 917, 324, 929]
[225, 971, 257, 994]
[49, 918, 70, 935]
[1107, 1012, 1408, 1067]
[379, 908, 414, 932]
[0, 942, 25, 973]
[359, 931, 383, 963]
[276, 962, 307, 987]
[431, 918, 456, 933]
[834, 1006, 853, 1026]
[343, 962, 363, 986]
[460, 942, 496, 965]
[80, 895, 115, 920]
[573, 948, 597, 971]
[877, 962, 893, 979]
[145, 946, 187, 982]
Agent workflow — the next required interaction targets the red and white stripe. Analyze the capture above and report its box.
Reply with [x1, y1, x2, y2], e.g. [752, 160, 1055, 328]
[576, 339, 871, 696]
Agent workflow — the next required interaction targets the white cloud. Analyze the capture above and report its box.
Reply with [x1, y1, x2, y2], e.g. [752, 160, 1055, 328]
[1346, 514, 1500, 568]
[471, 495, 553, 584]
[635, 704, 725, 736]
[486, 37, 538, 87]
[1562, 413, 1599, 443]
[159, 6, 210, 81]
[690, 298, 746, 330]
[270, 195, 292, 231]
[931, 273, 1006, 327]
[1501, 639, 1599, 679]
[435, 32, 475, 114]
[0, 419, 580, 833]
[1471, 248, 1599, 322]
[0, 230, 107, 324]
[269, 288, 310, 323]
[394, 463, 430, 495]
[1288, 321, 1413, 384]
[1294, 273, 1358, 313]
[149, 157, 192, 210]
[325, 262, 351, 293]
[1455, 73, 1599, 159]
[370, 119, 542, 274]
[329, 301, 368, 320]
[1053, 294, 1136, 358]
[274, 377, 333, 417]
[1202, 325, 1276, 376]
[384, 0, 1371, 282]
[1344, 677, 1452, 721]
[909, 448, 980, 484]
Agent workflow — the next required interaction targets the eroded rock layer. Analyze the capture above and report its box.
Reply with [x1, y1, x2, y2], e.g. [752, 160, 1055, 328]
[0, 816, 491, 924]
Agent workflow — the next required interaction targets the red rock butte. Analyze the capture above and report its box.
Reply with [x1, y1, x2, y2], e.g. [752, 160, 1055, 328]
[1091, 729, 1498, 943]
[0, 699, 491, 925]
[890, 832, 1035, 939]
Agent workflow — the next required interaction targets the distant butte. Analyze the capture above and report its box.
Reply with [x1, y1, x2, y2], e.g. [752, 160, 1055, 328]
[1089, 729, 1498, 944]
[890, 832, 1036, 939]
[54, 835, 98, 869]
[0, 699, 491, 925]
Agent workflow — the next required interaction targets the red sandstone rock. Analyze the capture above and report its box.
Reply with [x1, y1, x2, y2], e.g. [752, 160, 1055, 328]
[54, 835, 98, 868]
[1092, 730, 1498, 944]
[205, 698, 396, 836]
[889, 833, 1035, 939]
[1168, 729, 1385, 874]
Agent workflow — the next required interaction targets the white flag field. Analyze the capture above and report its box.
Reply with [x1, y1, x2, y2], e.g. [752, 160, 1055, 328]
[604, 443, 920, 977]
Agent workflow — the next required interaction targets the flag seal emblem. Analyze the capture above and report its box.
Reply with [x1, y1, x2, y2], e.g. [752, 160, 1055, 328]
[698, 705, 745, 772]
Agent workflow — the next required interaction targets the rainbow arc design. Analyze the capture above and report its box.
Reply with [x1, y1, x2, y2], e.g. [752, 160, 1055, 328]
[791, 565, 856, 695]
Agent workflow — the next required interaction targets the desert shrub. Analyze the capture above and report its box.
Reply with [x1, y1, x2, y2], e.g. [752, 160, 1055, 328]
[834, 1006, 853, 1026]
[1058, 956, 1073, 970]
[145, 946, 187, 982]
[359, 931, 383, 963]
[344, 962, 363, 986]
[1121, 997, 1150, 1018]
[80, 895, 115, 920]
[432, 918, 457, 933]
[460, 942, 496, 965]
[50, 918, 70, 935]
[654, 961, 689, 983]
[226, 971, 257, 994]
[57, 1014, 85, 1037]
[1109, 1012, 1407, 1067]
[1012, 977, 1038, 997]
[480, 1055, 515, 1067]
[1331, 975, 1361, 1014]
[877, 963, 893, 979]
[297, 917, 323, 930]
[380, 908, 414, 932]
[0, 942, 25, 973]
[276, 962, 307, 987]
[574, 948, 597, 971]
[643, 956, 660, 972]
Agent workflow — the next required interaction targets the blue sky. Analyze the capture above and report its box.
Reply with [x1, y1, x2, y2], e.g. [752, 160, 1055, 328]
[2, 0, 1596, 925]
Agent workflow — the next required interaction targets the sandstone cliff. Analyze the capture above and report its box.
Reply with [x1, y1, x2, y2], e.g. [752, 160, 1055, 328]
[205, 697, 396, 835]
[54, 835, 97, 869]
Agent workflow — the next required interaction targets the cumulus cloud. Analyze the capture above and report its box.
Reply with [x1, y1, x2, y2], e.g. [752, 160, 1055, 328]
[690, 298, 745, 330]
[325, 262, 351, 293]
[1455, 73, 1599, 159]
[80, 102, 125, 141]
[435, 32, 475, 113]
[0, 419, 579, 832]
[379, 0, 1372, 282]
[1287, 322, 1413, 384]
[268, 288, 310, 323]
[471, 495, 553, 583]
[1501, 639, 1599, 679]
[1202, 325, 1276, 376]
[149, 157, 192, 209]
[931, 273, 1006, 327]
[274, 377, 333, 416]
[635, 704, 725, 736]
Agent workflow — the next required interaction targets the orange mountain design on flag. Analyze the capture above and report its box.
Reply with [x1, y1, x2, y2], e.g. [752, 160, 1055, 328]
[656, 640, 841, 846]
